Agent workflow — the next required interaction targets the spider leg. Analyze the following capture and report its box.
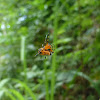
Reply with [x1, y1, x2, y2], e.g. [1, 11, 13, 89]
[35, 48, 41, 57]
[44, 35, 47, 45]
[34, 53, 39, 57]
[44, 33, 50, 44]
[42, 44, 44, 47]
[46, 33, 50, 43]
[51, 44, 55, 52]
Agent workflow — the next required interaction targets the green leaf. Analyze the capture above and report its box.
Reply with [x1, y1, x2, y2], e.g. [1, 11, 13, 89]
[0, 78, 10, 89]
[9, 89, 24, 100]
[56, 38, 72, 45]
[13, 79, 37, 100]
[5, 91, 16, 100]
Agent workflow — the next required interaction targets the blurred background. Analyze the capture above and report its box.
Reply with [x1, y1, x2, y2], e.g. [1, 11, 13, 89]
[0, 0, 100, 100]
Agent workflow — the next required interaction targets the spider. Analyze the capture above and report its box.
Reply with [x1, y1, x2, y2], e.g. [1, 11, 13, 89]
[35, 33, 54, 58]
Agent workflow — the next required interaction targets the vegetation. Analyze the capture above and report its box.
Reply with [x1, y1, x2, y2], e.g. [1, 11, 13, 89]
[0, 0, 100, 100]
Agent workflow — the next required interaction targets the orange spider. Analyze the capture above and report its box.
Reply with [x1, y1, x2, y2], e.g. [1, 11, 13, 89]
[38, 48, 51, 55]
[35, 33, 54, 57]
[44, 43, 54, 53]
[35, 47, 51, 57]
[43, 33, 54, 53]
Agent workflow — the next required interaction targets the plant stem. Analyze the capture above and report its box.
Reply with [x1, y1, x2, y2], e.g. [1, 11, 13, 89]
[51, 1, 59, 100]
[21, 36, 27, 98]
[44, 58, 49, 100]
[21, 36, 27, 83]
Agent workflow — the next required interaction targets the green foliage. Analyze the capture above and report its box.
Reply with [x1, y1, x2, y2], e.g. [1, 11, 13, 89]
[13, 79, 37, 100]
[0, 0, 100, 100]
[9, 89, 24, 100]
